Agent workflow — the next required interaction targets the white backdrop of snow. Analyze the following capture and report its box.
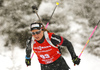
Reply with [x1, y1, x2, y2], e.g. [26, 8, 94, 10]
[0, 1, 100, 70]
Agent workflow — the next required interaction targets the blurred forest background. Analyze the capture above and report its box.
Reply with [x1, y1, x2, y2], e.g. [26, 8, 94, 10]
[0, 0, 100, 57]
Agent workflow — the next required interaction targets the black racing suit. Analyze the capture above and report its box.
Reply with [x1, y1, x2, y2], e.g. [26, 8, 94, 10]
[26, 34, 77, 70]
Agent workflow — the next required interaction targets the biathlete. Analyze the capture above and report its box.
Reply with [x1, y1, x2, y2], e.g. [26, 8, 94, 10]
[25, 21, 80, 70]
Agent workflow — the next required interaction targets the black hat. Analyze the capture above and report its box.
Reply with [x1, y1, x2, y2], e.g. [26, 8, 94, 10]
[30, 23, 42, 31]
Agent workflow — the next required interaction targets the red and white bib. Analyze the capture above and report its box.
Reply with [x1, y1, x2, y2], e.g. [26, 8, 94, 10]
[33, 33, 61, 64]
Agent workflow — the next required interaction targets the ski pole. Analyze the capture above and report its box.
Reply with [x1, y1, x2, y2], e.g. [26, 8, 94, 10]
[45, 2, 59, 28]
[74, 20, 100, 66]
[32, 6, 42, 22]
[31, 51, 35, 59]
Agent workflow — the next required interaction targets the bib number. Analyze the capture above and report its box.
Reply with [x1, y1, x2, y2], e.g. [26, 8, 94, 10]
[40, 54, 50, 59]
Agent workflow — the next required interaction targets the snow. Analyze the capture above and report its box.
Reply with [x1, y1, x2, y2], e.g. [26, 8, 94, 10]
[69, 21, 82, 32]
[38, 1, 55, 16]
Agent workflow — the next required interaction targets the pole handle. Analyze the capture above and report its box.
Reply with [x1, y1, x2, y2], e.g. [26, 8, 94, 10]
[32, 6, 38, 13]
[56, 2, 59, 5]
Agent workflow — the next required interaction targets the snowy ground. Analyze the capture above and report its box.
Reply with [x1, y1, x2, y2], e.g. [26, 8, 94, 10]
[0, 35, 100, 70]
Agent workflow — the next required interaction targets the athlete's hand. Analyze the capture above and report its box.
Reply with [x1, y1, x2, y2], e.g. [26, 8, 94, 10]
[25, 57, 31, 66]
[72, 56, 80, 65]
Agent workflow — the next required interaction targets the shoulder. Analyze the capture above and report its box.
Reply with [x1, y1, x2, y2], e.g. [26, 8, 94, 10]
[50, 34, 62, 46]
[51, 34, 61, 42]
[51, 34, 64, 46]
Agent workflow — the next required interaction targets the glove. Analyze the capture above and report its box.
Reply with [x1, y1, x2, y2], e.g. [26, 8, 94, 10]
[72, 56, 80, 65]
[25, 57, 31, 66]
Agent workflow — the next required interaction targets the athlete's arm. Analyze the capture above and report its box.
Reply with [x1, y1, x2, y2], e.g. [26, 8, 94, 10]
[51, 34, 77, 58]
[26, 37, 32, 58]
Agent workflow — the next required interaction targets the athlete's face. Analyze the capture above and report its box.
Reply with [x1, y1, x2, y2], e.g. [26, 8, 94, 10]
[31, 29, 43, 41]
